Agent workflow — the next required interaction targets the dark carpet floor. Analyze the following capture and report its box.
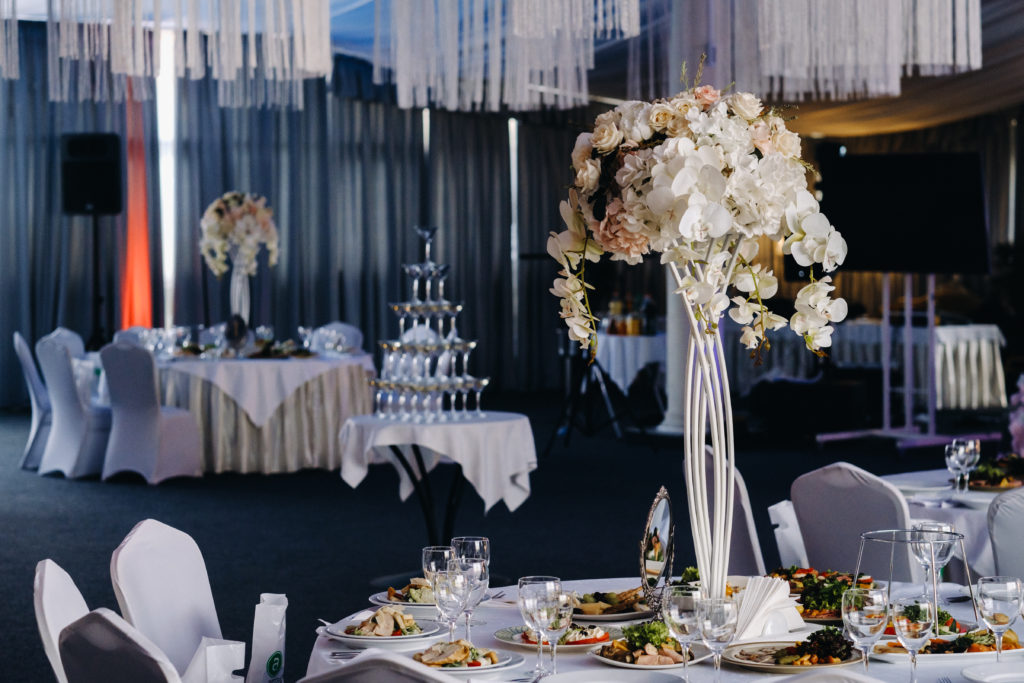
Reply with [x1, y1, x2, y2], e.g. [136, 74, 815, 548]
[0, 390, 1005, 682]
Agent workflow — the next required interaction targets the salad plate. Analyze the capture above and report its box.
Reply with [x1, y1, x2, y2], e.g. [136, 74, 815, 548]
[418, 650, 525, 676]
[587, 642, 711, 670]
[575, 609, 654, 622]
[722, 640, 860, 673]
[369, 589, 494, 611]
[962, 663, 1024, 682]
[871, 635, 1024, 664]
[493, 624, 622, 651]
[321, 620, 442, 650]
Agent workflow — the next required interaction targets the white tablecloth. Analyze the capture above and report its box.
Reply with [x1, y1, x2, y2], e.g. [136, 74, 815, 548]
[339, 412, 536, 513]
[306, 578, 990, 681]
[159, 354, 375, 474]
[594, 332, 666, 392]
[881, 469, 999, 577]
[833, 321, 1007, 410]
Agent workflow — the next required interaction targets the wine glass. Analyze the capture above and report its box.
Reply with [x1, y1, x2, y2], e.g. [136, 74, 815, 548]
[952, 438, 981, 491]
[662, 585, 700, 681]
[452, 536, 490, 564]
[892, 597, 934, 683]
[539, 591, 574, 675]
[404, 264, 424, 303]
[978, 576, 1022, 663]
[841, 588, 888, 673]
[421, 545, 454, 588]
[432, 566, 470, 643]
[698, 597, 737, 681]
[415, 225, 439, 263]
[298, 325, 312, 349]
[945, 442, 968, 496]
[517, 576, 560, 677]
[910, 522, 955, 603]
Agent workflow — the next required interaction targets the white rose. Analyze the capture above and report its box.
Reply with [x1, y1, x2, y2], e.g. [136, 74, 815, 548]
[592, 121, 624, 154]
[575, 158, 602, 194]
[649, 103, 675, 132]
[773, 129, 802, 158]
[571, 133, 593, 171]
[729, 92, 763, 121]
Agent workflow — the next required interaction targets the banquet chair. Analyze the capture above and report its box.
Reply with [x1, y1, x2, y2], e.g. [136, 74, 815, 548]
[34, 559, 90, 683]
[113, 327, 147, 345]
[314, 321, 364, 352]
[35, 335, 111, 478]
[988, 487, 1024, 577]
[297, 649, 461, 682]
[791, 462, 921, 582]
[13, 331, 52, 469]
[99, 342, 202, 484]
[59, 608, 181, 683]
[768, 500, 809, 568]
[700, 446, 767, 575]
[49, 326, 86, 359]
[111, 519, 241, 676]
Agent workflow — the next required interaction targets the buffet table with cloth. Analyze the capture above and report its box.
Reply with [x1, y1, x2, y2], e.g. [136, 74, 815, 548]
[306, 577, 996, 681]
[158, 354, 375, 473]
[339, 413, 536, 544]
[881, 469, 1000, 578]
[594, 332, 666, 393]
[832, 320, 1007, 410]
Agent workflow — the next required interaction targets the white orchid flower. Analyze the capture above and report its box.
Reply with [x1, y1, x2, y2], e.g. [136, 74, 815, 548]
[729, 297, 758, 325]
[739, 326, 760, 349]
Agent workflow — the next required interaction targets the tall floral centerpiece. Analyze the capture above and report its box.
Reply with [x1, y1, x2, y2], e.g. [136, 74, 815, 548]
[199, 192, 279, 324]
[548, 83, 848, 599]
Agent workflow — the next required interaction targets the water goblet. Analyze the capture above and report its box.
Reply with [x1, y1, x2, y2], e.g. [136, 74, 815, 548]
[421, 545, 454, 585]
[945, 442, 968, 496]
[910, 522, 955, 604]
[450, 558, 488, 642]
[404, 264, 424, 303]
[451, 536, 491, 630]
[892, 597, 934, 683]
[952, 438, 981, 491]
[539, 592, 574, 675]
[662, 585, 700, 681]
[517, 576, 560, 677]
[432, 567, 470, 643]
[978, 576, 1022, 663]
[841, 587, 888, 673]
[699, 597, 737, 681]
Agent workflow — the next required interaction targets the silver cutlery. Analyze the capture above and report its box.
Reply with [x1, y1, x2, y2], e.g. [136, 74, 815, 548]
[938, 677, 952, 683]
[329, 651, 360, 659]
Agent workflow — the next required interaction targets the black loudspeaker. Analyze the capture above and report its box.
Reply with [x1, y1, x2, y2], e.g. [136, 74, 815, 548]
[61, 133, 123, 215]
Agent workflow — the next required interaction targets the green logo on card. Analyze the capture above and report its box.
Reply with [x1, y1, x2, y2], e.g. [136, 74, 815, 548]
[266, 651, 283, 676]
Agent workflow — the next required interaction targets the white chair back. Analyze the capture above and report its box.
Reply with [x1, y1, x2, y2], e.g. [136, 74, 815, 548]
[768, 500, 809, 568]
[791, 462, 921, 582]
[34, 559, 90, 683]
[50, 327, 86, 358]
[13, 331, 52, 469]
[989, 487, 1024, 577]
[314, 321, 364, 352]
[111, 519, 223, 675]
[113, 327, 146, 345]
[35, 335, 109, 478]
[59, 608, 182, 683]
[699, 446, 766, 576]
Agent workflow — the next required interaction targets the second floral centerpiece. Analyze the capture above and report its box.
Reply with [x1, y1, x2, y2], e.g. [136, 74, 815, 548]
[548, 81, 848, 600]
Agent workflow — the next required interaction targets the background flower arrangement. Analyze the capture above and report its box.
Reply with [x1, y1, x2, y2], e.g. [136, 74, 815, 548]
[200, 191, 279, 277]
[548, 81, 849, 358]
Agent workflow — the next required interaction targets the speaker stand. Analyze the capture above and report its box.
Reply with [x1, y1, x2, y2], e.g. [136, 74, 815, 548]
[86, 213, 106, 351]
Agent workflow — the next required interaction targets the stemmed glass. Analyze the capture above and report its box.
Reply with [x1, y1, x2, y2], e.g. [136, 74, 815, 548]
[517, 576, 560, 677]
[841, 588, 888, 673]
[951, 438, 982, 493]
[537, 591, 574, 675]
[404, 264, 424, 303]
[699, 597, 737, 681]
[892, 597, 934, 683]
[452, 536, 490, 564]
[415, 225, 439, 263]
[945, 443, 968, 497]
[662, 585, 700, 681]
[433, 566, 470, 643]
[978, 576, 1022, 663]
[433, 264, 451, 303]
[298, 326, 313, 349]
[421, 545, 454, 589]
[451, 536, 490, 637]
[910, 522, 955, 603]
[472, 377, 490, 418]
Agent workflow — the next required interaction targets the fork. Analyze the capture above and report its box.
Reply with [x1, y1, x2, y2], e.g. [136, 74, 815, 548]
[329, 651, 360, 659]
[937, 677, 952, 683]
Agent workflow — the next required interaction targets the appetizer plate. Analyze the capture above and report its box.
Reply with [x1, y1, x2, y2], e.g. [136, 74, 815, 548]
[546, 672, 686, 683]
[415, 650, 524, 676]
[574, 608, 655, 622]
[871, 641, 1024, 664]
[321, 620, 442, 650]
[493, 625, 623, 651]
[962, 662, 1024, 682]
[801, 616, 844, 627]
[369, 589, 494, 611]
[722, 641, 860, 673]
[587, 642, 711, 670]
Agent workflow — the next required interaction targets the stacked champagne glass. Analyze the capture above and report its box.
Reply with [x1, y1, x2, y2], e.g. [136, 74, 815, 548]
[371, 225, 491, 422]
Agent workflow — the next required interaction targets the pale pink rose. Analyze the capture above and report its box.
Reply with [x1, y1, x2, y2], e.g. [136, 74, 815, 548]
[694, 85, 721, 109]
[590, 209, 650, 262]
[750, 120, 774, 156]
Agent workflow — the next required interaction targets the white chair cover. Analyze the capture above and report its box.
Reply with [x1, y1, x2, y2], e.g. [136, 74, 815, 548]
[314, 322, 364, 352]
[768, 500, 810, 569]
[99, 342, 202, 484]
[59, 608, 182, 683]
[50, 327, 86, 359]
[36, 334, 111, 478]
[988, 487, 1024, 577]
[13, 331, 52, 469]
[113, 327, 147, 345]
[111, 519, 225, 675]
[791, 462, 921, 582]
[34, 559, 90, 683]
[298, 648, 461, 682]
[700, 446, 766, 576]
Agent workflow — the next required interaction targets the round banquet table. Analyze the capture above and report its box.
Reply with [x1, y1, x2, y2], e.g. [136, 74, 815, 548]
[158, 353, 376, 473]
[305, 577, 992, 681]
[594, 332, 666, 392]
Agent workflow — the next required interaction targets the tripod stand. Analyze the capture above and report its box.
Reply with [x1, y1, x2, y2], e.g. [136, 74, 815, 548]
[543, 343, 626, 456]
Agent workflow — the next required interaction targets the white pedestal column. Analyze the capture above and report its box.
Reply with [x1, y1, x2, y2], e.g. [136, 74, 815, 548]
[655, 274, 688, 435]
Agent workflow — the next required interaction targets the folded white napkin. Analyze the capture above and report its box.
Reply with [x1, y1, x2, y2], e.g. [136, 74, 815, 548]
[734, 576, 803, 641]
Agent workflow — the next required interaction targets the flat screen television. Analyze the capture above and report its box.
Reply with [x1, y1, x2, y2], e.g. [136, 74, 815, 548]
[817, 152, 990, 275]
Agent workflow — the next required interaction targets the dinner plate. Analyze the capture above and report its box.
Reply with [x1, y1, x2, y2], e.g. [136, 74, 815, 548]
[962, 662, 1024, 682]
[369, 589, 495, 611]
[414, 650, 524, 675]
[802, 616, 844, 627]
[587, 642, 711, 670]
[574, 609, 655, 622]
[871, 640, 1024, 664]
[321, 620, 442, 650]
[722, 640, 861, 673]
[545, 671, 687, 683]
[493, 625, 623, 651]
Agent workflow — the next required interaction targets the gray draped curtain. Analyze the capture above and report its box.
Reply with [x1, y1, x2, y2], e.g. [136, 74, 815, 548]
[0, 22, 162, 408]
